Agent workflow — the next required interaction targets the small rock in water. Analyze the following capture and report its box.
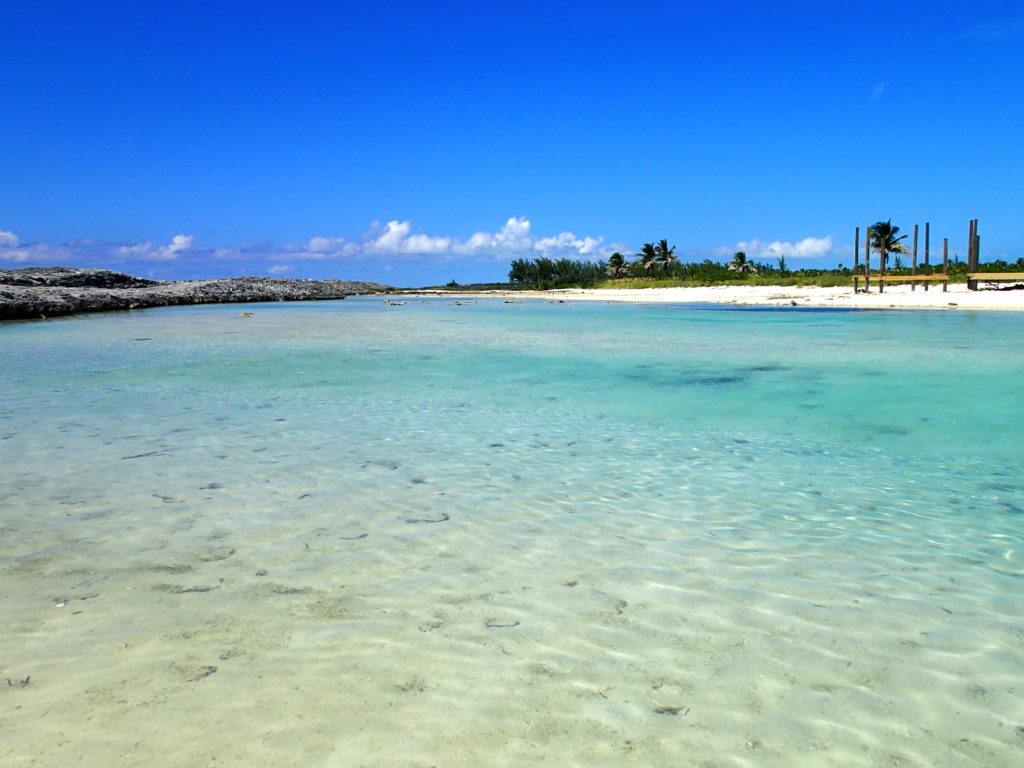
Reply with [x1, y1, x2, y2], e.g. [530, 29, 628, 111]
[654, 706, 686, 716]
[404, 513, 450, 524]
[183, 665, 218, 682]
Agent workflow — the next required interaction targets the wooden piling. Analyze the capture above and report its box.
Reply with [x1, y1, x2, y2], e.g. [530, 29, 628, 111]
[865, 224, 871, 292]
[942, 237, 948, 292]
[854, 227, 860, 289]
[911, 224, 919, 290]
[967, 220, 972, 271]
[879, 223, 885, 293]
[924, 222, 930, 291]
[966, 219, 974, 270]
[966, 220, 974, 283]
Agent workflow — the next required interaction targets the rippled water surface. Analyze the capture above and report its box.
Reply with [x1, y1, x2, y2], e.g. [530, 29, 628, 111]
[2, 298, 1023, 767]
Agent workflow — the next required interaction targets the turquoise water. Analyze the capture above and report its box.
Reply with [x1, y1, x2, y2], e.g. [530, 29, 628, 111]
[2, 298, 1023, 767]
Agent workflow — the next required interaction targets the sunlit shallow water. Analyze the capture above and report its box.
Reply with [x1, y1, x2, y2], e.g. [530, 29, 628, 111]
[2, 298, 1022, 767]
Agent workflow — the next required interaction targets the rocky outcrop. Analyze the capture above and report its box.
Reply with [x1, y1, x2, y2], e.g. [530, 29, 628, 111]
[0, 267, 163, 288]
[0, 268, 390, 320]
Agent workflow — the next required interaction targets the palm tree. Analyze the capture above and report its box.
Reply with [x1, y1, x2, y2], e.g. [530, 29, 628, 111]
[636, 243, 657, 272]
[606, 252, 628, 278]
[728, 250, 757, 274]
[868, 220, 908, 271]
[654, 239, 678, 273]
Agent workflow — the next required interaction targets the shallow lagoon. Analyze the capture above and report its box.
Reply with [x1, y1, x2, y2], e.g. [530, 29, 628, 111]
[2, 298, 1023, 767]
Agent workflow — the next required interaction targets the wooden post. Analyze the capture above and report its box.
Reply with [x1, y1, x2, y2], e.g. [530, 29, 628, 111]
[924, 222, 930, 291]
[968, 219, 978, 271]
[879, 225, 886, 293]
[865, 224, 871, 292]
[911, 223, 919, 290]
[967, 220, 972, 272]
[966, 221, 974, 272]
[966, 220, 973, 285]
[854, 227, 860, 290]
[966, 219, 974, 270]
[942, 237, 948, 292]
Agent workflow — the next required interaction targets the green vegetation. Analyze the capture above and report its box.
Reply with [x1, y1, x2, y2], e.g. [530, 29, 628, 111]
[505, 239, 860, 289]
[868, 220, 908, 270]
[654, 239, 678, 272]
[507, 257, 607, 289]
[728, 250, 757, 274]
[591, 273, 853, 289]
[606, 252, 628, 278]
[492, 228, 1024, 291]
[971, 258, 1024, 273]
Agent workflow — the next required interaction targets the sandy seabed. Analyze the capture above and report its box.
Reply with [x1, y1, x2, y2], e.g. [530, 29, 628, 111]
[4, 299, 1023, 768]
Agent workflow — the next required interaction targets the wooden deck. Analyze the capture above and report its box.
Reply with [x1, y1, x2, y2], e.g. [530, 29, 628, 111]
[967, 272, 1024, 290]
[852, 273, 949, 292]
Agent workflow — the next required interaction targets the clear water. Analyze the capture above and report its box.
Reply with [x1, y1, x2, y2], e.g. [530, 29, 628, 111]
[2, 298, 1022, 767]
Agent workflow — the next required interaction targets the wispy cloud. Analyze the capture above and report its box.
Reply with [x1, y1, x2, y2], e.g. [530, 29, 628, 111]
[1, 231, 70, 264]
[871, 82, 886, 100]
[717, 236, 834, 260]
[0, 219, 624, 273]
[117, 234, 195, 261]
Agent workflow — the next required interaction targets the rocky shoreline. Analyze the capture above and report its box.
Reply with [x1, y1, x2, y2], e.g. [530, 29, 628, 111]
[0, 267, 390, 320]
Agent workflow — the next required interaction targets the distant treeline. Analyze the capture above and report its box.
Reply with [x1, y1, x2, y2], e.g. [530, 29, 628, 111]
[506, 251, 811, 288]
[507, 258, 608, 288]
[506, 244, 1024, 290]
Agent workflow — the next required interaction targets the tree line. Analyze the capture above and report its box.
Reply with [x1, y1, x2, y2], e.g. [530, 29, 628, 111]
[507, 239, 788, 287]
[507, 257, 607, 288]
[505, 226, 1022, 289]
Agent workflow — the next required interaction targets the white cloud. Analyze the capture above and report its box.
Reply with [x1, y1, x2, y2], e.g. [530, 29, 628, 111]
[872, 82, 886, 99]
[285, 236, 359, 259]
[0, 218, 620, 268]
[366, 220, 411, 253]
[534, 232, 603, 255]
[306, 235, 347, 253]
[117, 233, 195, 261]
[280, 217, 611, 262]
[362, 220, 454, 256]
[268, 264, 292, 274]
[456, 217, 534, 255]
[725, 235, 834, 260]
[167, 234, 193, 254]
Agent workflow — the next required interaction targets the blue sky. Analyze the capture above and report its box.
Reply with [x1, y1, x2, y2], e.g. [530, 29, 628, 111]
[2, 1, 1022, 286]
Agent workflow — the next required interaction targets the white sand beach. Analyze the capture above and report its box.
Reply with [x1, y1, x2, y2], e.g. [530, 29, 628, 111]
[403, 283, 1024, 310]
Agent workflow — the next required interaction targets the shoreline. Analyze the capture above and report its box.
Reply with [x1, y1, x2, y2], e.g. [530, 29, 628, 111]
[392, 283, 1024, 311]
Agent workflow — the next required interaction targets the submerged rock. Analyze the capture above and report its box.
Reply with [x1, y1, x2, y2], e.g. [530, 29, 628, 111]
[0, 267, 391, 320]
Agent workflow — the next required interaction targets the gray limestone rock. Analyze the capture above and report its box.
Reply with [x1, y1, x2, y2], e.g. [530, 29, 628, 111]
[0, 268, 391, 320]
